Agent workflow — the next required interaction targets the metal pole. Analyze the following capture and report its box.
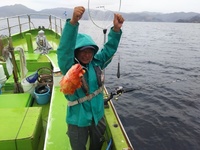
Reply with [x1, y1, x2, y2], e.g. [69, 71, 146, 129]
[28, 15, 31, 30]
[49, 15, 52, 30]
[18, 16, 22, 34]
[7, 18, 11, 37]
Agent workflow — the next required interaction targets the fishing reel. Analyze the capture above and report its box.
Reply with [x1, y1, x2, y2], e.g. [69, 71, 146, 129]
[113, 86, 124, 99]
[104, 86, 125, 106]
[104, 85, 140, 107]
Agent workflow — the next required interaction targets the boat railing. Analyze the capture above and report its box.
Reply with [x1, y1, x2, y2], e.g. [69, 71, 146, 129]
[0, 13, 65, 37]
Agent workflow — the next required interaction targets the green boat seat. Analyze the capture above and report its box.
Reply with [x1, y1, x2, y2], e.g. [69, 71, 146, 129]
[0, 93, 33, 108]
[0, 107, 43, 150]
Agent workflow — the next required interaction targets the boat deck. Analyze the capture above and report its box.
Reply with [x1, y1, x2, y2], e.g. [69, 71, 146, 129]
[0, 26, 133, 150]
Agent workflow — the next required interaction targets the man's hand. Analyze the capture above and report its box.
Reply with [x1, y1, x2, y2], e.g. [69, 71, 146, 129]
[70, 6, 85, 25]
[113, 14, 124, 32]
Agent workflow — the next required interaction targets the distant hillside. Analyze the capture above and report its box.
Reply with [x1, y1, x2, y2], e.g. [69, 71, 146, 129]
[122, 12, 200, 22]
[39, 8, 73, 18]
[0, 4, 200, 23]
[153, 12, 200, 22]
[0, 4, 36, 16]
[121, 12, 163, 22]
[176, 15, 200, 23]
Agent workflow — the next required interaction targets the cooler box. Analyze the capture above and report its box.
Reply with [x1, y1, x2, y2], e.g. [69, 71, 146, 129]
[0, 107, 43, 150]
[0, 93, 33, 108]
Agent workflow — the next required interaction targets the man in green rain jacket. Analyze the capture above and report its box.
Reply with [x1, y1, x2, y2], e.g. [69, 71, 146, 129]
[57, 6, 124, 150]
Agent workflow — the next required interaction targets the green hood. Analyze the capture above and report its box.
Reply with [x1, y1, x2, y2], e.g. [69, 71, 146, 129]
[75, 33, 99, 54]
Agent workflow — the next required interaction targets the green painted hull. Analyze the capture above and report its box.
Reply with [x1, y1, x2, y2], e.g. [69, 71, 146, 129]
[0, 14, 133, 150]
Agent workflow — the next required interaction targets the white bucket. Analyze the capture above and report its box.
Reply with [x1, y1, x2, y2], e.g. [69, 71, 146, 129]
[0, 65, 7, 85]
[53, 71, 63, 86]
[0, 76, 7, 85]
[21, 78, 36, 96]
[0, 65, 7, 83]
[0, 83, 2, 94]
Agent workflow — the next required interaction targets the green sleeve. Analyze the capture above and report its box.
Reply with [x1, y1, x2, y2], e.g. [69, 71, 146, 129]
[94, 27, 122, 69]
[57, 19, 79, 75]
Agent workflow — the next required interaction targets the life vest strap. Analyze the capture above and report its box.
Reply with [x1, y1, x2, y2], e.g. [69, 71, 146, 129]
[68, 86, 103, 106]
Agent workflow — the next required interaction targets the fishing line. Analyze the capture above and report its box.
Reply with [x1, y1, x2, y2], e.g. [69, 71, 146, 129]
[87, 0, 122, 30]
[87, 1, 124, 148]
[125, 77, 189, 92]
[87, 0, 122, 47]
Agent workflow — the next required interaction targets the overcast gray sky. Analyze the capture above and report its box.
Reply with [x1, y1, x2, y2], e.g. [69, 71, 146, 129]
[1, 0, 200, 13]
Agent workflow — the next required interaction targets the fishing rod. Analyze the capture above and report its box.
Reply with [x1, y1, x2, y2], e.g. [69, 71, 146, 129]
[87, 1, 130, 149]
[104, 86, 138, 105]
[87, 0, 121, 30]
[88, 0, 123, 81]
[104, 77, 189, 104]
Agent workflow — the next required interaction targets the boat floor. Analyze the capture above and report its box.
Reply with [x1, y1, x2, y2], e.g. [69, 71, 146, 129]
[44, 86, 70, 150]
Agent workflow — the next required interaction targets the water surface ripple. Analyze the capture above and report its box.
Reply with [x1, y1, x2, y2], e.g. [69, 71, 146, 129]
[102, 22, 200, 150]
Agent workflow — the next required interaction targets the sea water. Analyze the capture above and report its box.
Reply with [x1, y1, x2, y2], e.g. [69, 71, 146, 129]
[81, 21, 200, 150]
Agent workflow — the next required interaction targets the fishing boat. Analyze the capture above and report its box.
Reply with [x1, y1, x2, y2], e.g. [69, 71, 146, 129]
[0, 13, 133, 150]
